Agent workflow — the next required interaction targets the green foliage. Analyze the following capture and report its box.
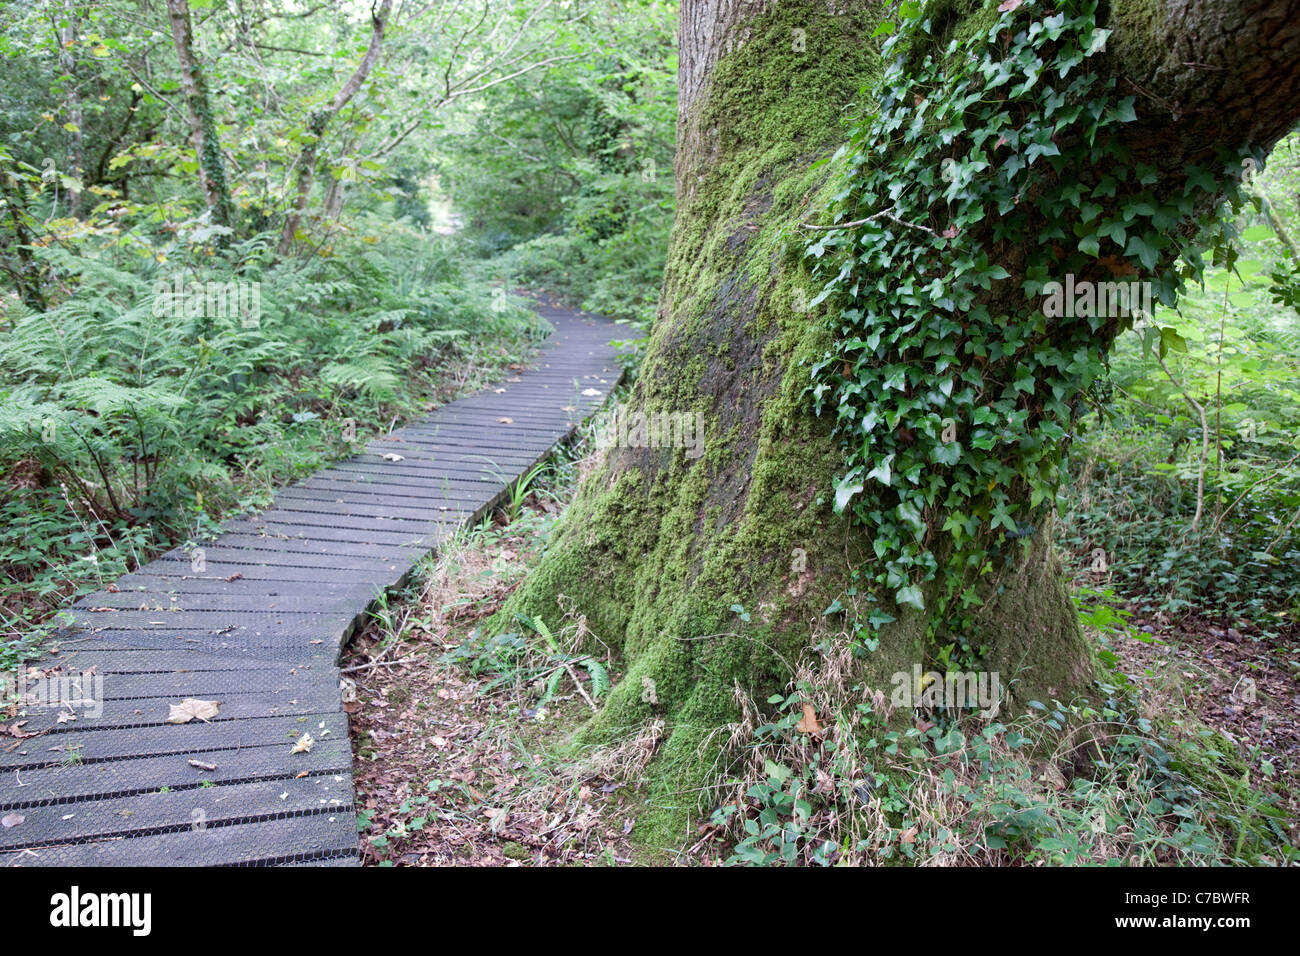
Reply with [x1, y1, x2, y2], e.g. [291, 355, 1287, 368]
[804, 0, 1244, 659]
[444, 612, 611, 709]
[717, 667, 1294, 866]
[442, 1, 677, 333]
[1056, 131, 1300, 629]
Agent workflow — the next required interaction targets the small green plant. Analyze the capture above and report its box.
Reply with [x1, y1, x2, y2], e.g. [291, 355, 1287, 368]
[503, 462, 549, 523]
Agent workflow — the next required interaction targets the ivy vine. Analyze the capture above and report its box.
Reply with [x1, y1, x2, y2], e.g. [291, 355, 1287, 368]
[802, 0, 1252, 663]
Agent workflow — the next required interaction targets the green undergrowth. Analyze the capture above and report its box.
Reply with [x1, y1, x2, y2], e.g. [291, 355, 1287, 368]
[678, 588, 1295, 866]
[712, 677, 1293, 866]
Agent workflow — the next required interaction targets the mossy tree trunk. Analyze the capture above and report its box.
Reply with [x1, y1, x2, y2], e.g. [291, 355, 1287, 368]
[165, 0, 234, 237]
[498, 0, 1300, 836]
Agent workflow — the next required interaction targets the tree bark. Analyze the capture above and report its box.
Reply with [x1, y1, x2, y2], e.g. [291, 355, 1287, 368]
[497, 0, 1300, 842]
[53, 4, 86, 219]
[165, 0, 235, 238]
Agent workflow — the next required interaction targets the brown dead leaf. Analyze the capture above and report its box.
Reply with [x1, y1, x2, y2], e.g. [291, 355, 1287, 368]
[1097, 254, 1140, 277]
[224, 572, 243, 582]
[796, 702, 823, 735]
[6, 721, 36, 739]
[166, 698, 221, 724]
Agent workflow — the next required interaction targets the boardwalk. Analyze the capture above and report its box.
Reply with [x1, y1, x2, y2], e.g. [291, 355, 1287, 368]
[0, 304, 619, 866]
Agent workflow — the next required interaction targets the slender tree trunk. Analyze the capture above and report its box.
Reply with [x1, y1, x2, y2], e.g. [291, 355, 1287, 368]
[54, 5, 86, 218]
[498, 0, 1300, 843]
[277, 0, 392, 256]
[165, 0, 234, 238]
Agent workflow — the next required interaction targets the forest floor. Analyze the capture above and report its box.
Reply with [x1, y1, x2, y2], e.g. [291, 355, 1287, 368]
[343, 497, 647, 866]
[1106, 608, 1299, 838]
[346, 452, 1298, 864]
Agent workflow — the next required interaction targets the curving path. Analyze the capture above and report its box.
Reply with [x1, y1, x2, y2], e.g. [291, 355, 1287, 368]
[0, 302, 619, 866]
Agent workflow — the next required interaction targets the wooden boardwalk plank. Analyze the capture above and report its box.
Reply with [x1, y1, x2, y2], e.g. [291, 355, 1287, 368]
[0, 712, 346, 769]
[0, 774, 352, 851]
[13, 688, 340, 735]
[0, 738, 355, 811]
[0, 813, 359, 867]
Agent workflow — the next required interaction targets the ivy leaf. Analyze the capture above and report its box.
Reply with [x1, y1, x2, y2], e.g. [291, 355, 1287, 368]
[895, 585, 925, 611]
[834, 474, 864, 513]
[1125, 233, 1160, 270]
[867, 454, 895, 486]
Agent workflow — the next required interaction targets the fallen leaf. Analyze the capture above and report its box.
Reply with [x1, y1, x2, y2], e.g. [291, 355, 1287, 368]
[291, 733, 315, 754]
[166, 699, 221, 724]
[1, 813, 24, 829]
[381, 453, 405, 462]
[188, 759, 217, 772]
[796, 702, 823, 735]
[498, 417, 513, 424]
[224, 572, 242, 582]
[581, 388, 601, 397]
